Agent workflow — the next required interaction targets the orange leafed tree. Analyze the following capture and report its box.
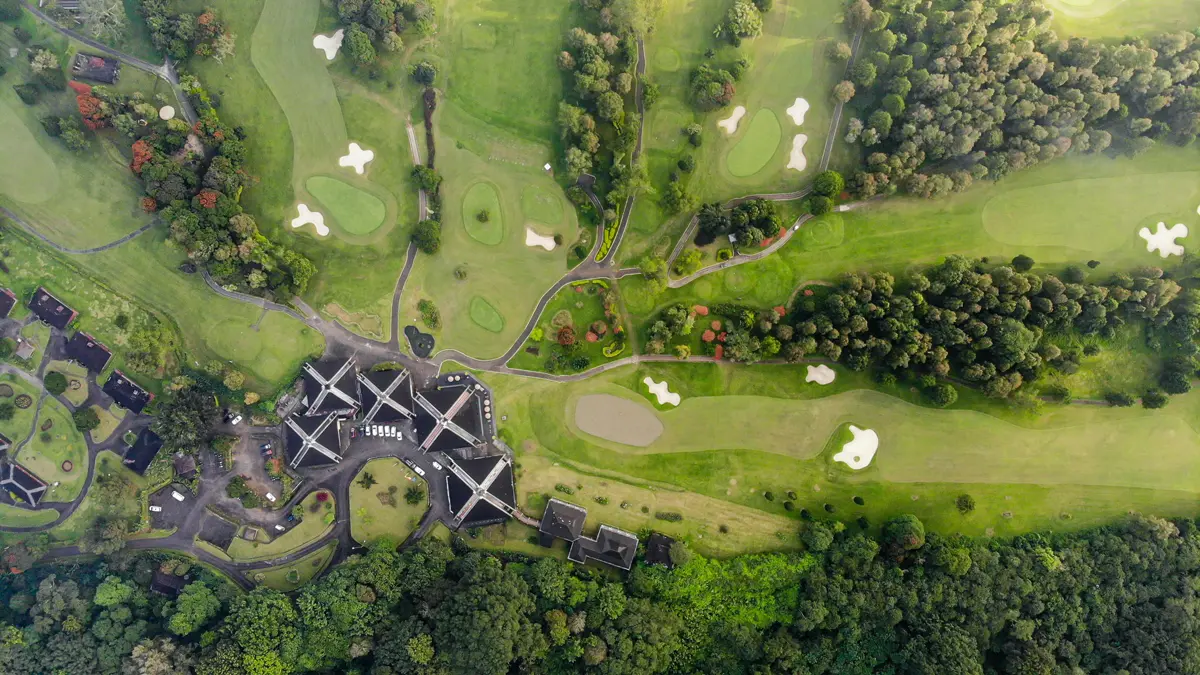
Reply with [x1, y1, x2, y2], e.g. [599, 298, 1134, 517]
[131, 140, 154, 174]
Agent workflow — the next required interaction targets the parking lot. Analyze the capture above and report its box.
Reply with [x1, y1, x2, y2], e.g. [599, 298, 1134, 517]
[148, 484, 192, 531]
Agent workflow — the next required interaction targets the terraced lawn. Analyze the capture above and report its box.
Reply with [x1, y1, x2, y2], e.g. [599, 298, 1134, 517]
[348, 458, 427, 546]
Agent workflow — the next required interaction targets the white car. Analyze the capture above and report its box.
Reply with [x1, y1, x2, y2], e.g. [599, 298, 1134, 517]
[371, 425, 380, 437]
[229, 415, 243, 426]
[431, 460, 443, 471]
[274, 525, 285, 532]
[171, 491, 185, 502]
[387, 427, 396, 438]
[265, 492, 277, 503]
[412, 465, 426, 477]
[149, 505, 162, 512]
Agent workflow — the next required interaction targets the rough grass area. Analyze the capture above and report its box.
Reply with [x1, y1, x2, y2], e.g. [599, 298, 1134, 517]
[1046, 0, 1200, 38]
[305, 176, 387, 235]
[227, 491, 335, 561]
[469, 359, 1200, 549]
[89, 404, 125, 444]
[349, 458, 427, 545]
[462, 182, 505, 245]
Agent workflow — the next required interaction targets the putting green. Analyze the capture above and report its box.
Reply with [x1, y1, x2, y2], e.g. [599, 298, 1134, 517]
[463, 181, 505, 245]
[654, 47, 682, 72]
[469, 296, 505, 333]
[799, 214, 845, 251]
[0, 99, 59, 204]
[981, 172, 1200, 253]
[521, 185, 564, 225]
[305, 176, 387, 235]
[726, 109, 782, 178]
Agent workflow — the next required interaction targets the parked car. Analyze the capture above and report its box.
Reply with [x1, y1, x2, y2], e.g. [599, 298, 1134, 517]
[286, 513, 296, 522]
[260, 443, 272, 451]
[274, 525, 285, 532]
[349, 427, 358, 439]
[229, 415, 243, 426]
[265, 492, 277, 503]
[149, 505, 162, 513]
[171, 491, 185, 502]
[431, 460, 443, 471]
[412, 465, 426, 477]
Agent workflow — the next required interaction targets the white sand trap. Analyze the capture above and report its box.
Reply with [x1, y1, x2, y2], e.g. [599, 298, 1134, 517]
[312, 29, 345, 61]
[525, 227, 556, 251]
[291, 204, 329, 237]
[718, 106, 746, 135]
[643, 377, 681, 406]
[786, 97, 810, 125]
[338, 142, 375, 174]
[787, 134, 808, 172]
[805, 364, 836, 385]
[575, 394, 663, 446]
[832, 425, 878, 470]
[1139, 222, 1188, 258]
[158, 106, 175, 121]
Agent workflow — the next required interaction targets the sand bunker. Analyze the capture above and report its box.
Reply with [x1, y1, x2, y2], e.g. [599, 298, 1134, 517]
[338, 142, 375, 174]
[832, 425, 878, 470]
[291, 203, 329, 237]
[1139, 222, 1188, 258]
[643, 377, 681, 406]
[787, 134, 808, 172]
[786, 98, 810, 125]
[158, 106, 175, 121]
[313, 29, 345, 61]
[805, 364, 836, 385]
[718, 106, 746, 135]
[525, 227, 556, 251]
[575, 394, 663, 447]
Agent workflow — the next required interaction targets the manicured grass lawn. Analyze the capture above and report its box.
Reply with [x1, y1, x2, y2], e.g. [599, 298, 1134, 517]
[348, 458, 427, 546]
[226, 490, 335, 561]
[89, 404, 125, 444]
[725, 109, 783, 178]
[507, 280, 628, 372]
[0, 375, 40, 449]
[1046, 0, 1200, 38]
[46, 361, 89, 407]
[50, 452, 142, 544]
[305, 176, 387, 235]
[399, 99, 580, 359]
[17, 396, 89, 502]
[252, 541, 336, 591]
[521, 185, 565, 225]
[462, 182, 505, 245]
[470, 359, 1200, 549]
[469, 297, 505, 333]
[0, 504, 59, 527]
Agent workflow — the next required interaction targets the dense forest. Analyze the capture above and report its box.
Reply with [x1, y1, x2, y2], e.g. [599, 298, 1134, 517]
[836, 0, 1200, 198]
[2, 513, 1198, 674]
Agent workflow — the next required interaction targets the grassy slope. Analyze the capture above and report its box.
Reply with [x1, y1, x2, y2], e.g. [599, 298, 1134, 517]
[1046, 0, 1200, 39]
[226, 491, 334, 561]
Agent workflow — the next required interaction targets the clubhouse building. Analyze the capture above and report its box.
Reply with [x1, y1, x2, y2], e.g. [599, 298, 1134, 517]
[538, 498, 639, 571]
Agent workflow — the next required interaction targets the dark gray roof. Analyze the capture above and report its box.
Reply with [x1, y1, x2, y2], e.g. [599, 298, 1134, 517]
[0, 289, 15, 319]
[65, 331, 111, 373]
[103, 371, 153, 414]
[123, 429, 163, 475]
[644, 532, 675, 568]
[284, 412, 342, 468]
[359, 369, 415, 423]
[539, 498, 587, 542]
[445, 455, 516, 528]
[414, 384, 486, 453]
[568, 525, 639, 570]
[28, 287, 76, 329]
[1, 462, 48, 505]
[150, 571, 186, 597]
[71, 52, 119, 84]
[301, 359, 359, 416]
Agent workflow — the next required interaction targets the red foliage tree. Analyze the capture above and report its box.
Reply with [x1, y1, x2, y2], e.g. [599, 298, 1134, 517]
[130, 140, 154, 174]
[585, 331, 598, 343]
[197, 189, 220, 209]
[773, 306, 787, 317]
[140, 197, 157, 213]
[67, 81, 92, 96]
[711, 320, 722, 330]
[75, 90, 108, 130]
[557, 326, 576, 346]
[701, 330, 716, 343]
[693, 305, 709, 316]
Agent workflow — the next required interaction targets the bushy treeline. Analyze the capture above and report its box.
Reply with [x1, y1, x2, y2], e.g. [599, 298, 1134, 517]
[139, 2, 234, 62]
[334, 0, 436, 65]
[838, 0, 1200, 198]
[3, 513, 1200, 674]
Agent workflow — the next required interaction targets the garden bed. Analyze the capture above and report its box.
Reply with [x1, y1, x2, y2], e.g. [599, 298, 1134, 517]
[506, 280, 629, 373]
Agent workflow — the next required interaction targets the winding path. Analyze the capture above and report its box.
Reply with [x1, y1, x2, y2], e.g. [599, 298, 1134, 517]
[1, 205, 158, 255]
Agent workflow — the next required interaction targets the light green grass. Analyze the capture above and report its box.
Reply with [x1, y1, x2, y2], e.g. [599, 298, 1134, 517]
[0, 504, 59, 527]
[226, 491, 334, 561]
[89, 404, 124, 444]
[475, 360, 1200, 547]
[305, 176, 387, 235]
[349, 458, 427, 545]
[50, 452, 143, 544]
[0, 375, 40, 451]
[725, 109, 783, 178]
[521, 185, 565, 225]
[1046, 0, 1200, 38]
[47, 361, 89, 407]
[253, 541, 336, 591]
[17, 396, 89, 502]
[469, 296, 505, 333]
[462, 182, 505, 245]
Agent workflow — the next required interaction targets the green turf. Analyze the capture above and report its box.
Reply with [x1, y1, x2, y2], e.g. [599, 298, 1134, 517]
[305, 176, 387, 235]
[253, 542, 336, 591]
[462, 181, 505, 245]
[1045, 0, 1200, 38]
[521, 185, 565, 225]
[507, 280, 627, 371]
[725, 109, 783, 177]
[227, 491, 334, 561]
[17, 396, 88, 502]
[469, 296, 506, 333]
[0, 504, 59, 527]
[349, 458, 427, 546]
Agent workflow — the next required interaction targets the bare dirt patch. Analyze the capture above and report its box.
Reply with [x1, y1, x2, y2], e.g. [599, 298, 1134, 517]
[574, 394, 664, 447]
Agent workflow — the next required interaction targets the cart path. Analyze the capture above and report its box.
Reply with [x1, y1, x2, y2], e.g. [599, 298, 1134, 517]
[1, 205, 158, 254]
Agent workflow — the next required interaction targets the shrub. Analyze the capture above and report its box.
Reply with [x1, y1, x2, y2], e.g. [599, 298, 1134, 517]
[476, 209, 489, 222]
[1011, 254, 1035, 272]
[853, 496, 865, 506]
[716, 248, 734, 262]
[417, 299, 441, 330]
[883, 514, 926, 551]
[783, 501, 794, 511]
[787, 491, 797, 500]
[927, 383, 958, 407]
[763, 491, 774, 501]
[799, 509, 812, 521]
[453, 265, 468, 280]
[411, 60, 437, 85]
[44, 372, 68, 396]
[593, 496, 609, 505]
[823, 503, 835, 513]
[876, 371, 897, 386]
[801, 521, 834, 551]
[1142, 389, 1170, 409]
[1105, 391, 1136, 407]
[0, 403, 12, 421]
[654, 511, 683, 522]
[677, 155, 696, 172]
[13, 83, 40, 105]
[955, 494, 976, 514]
[73, 407, 100, 432]
[856, 516, 870, 529]
[554, 483, 575, 495]
[810, 196, 833, 215]
[813, 170, 845, 197]
[404, 485, 425, 505]
[1087, 259, 1101, 268]
[412, 219, 441, 254]
[557, 326, 576, 346]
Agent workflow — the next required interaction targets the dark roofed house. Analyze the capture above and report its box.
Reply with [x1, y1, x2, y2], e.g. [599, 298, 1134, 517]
[445, 455, 516, 528]
[173, 454, 197, 479]
[1, 462, 48, 506]
[538, 498, 587, 547]
[568, 525, 639, 571]
[358, 369, 415, 424]
[103, 370, 154, 414]
[0, 288, 16, 319]
[65, 331, 112, 373]
[150, 571, 187, 597]
[123, 429, 164, 475]
[301, 359, 360, 417]
[414, 381, 489, 454]
[28, 287, 76, 330]
[644, 532, 676, 568]
[71, 52, 120, 84]
[284, 412, 344, 468]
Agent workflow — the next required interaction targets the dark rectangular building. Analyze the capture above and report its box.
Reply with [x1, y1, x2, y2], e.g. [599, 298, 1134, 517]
[65, 331, 111, 374]
[103, 370, 153, 414]
[0, 288, 16, 319]
[123, 428, 164, 475]
[28, 287, 76, 329]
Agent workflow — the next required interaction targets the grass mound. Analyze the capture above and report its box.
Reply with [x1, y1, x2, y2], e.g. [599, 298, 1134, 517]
[799, 214, 846, 251]
[463, 181, 505, 245]
[726, 109, 782, 178]
[521, 185, 564, 225]
[655, 47, 682, 72]
[305, 176, 387, 235]
[469, 296, 505, 333]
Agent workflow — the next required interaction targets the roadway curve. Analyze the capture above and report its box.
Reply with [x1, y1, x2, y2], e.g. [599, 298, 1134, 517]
[1, 205, 158, 255]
